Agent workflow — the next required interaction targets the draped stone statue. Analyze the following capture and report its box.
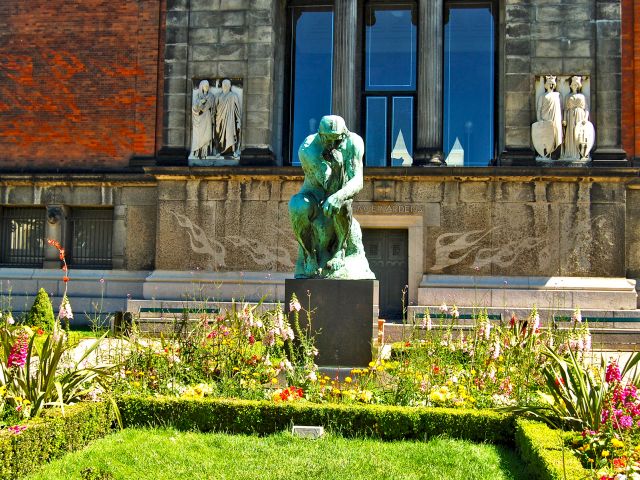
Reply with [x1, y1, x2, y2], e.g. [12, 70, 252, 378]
[289, 115, 375, 280]
[561, 76, 595, 161]
[190, 80, 215, 159]
[214, 79, 242, 158]
[532, 75, 563, 158]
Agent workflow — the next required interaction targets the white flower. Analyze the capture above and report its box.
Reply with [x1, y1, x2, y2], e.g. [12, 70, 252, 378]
[58, 296, 73, 320]
[6, 313, 14, 325]
[451, 305, 459, 319]
[289, 297, 301, 312]
[572, 308, 582, 323]
[484, 320, 491, 340]
[439, 303, 448, 314]
[532, 313, 540, 331]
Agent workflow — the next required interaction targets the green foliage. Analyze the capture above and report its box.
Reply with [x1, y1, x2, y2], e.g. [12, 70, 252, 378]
[514, 418, 587, 480]
[506, 348, 640, 432]
[116, 395, 515, 444]
[26, 289, 55, 332]
[0, 326, 117, 419]
[0, 401, 114, 480]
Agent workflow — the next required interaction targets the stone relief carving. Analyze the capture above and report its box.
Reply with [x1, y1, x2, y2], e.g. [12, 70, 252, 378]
[172, 211, 296, 270]
[189, 78, 243, 164]
[430, 213, 609, 273]
[531, 75, 594, 163]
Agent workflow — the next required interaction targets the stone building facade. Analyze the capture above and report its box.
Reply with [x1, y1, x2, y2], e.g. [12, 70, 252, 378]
[0, 0, 639, 321]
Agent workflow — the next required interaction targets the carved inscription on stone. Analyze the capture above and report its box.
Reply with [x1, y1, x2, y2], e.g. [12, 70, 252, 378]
[353, 204, 423, 214]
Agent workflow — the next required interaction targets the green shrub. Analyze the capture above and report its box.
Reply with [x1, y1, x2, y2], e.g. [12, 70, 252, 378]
[116, 395, 515, 444]
[0, 401, 115, 480]
[26, 288, 55, 332]
[514, 418, 588, 480]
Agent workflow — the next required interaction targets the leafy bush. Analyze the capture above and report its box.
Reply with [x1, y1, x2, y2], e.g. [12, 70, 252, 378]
[116, 394, 515, 444]
[0, 401, 115, 480]
[514, 418, 587, 480]
[26, 288, 55, 332]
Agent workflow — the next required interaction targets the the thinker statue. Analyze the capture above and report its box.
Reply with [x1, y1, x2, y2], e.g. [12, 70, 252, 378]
[289, 115, 375, 280]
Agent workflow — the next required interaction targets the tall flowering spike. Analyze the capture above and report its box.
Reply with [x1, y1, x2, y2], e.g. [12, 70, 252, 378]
[8, 330, 29, 368]
[58, 295, 73, 320]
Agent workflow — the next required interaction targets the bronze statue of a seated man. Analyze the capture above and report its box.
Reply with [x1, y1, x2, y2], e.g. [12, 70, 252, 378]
[289, 115, 375, 280]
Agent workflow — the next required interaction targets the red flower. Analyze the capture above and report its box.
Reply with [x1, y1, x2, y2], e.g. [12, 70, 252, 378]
[432, 365, 440, 374]
[37, 328, 44, 335]
[554, 377, 565, 387]
[63, 276, 70, 283]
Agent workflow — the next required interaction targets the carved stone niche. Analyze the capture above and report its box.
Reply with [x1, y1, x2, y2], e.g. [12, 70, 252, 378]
[532, 75, 594, 166]
[189, 77, 243, 167]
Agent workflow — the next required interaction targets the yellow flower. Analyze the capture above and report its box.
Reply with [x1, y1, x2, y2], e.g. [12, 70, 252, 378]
[359, 390, 373, 403]
[611, 438, 625, 449]
[368, 361, 375, 368]
[602, 450, 610, 458]
[344, 377, 352, 383]
[332, 388, 341, 395]
[271, 378, 278, 385]
[132, 381, 141, 388]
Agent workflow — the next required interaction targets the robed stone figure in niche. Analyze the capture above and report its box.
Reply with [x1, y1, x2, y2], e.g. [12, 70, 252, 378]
[561, 75, 594, 161]
[289, 115, 375, 280]
[190, 80, 215, 159]
[532, 75, 563, 158]
[215, 79, 242, 158]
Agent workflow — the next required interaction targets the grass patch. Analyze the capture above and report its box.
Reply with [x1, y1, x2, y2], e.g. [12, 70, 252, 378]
[26, 428, 528, 480]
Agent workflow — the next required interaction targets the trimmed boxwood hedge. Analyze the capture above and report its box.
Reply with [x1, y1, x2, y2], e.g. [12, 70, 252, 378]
[514, 418, 588, 480]
[0, 401, 115, 480]
[116, 395, 515, 444]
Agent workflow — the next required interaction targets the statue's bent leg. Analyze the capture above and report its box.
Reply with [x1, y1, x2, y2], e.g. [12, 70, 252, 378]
[289, 192, 321, 277]
[326, 201, 352, 271]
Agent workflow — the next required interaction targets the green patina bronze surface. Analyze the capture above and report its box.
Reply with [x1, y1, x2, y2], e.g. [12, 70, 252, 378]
[289, 115, 375, 280]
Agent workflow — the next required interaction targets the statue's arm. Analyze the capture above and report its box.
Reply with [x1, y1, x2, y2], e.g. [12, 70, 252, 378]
[336, 135, 364, 202]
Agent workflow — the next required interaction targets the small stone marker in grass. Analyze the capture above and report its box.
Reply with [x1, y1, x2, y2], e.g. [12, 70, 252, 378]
[292, 426, 324, 439]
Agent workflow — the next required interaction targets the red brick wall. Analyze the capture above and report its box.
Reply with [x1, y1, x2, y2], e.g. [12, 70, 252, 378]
[0, 1, 163, 169]
[622, 0, 639, 160]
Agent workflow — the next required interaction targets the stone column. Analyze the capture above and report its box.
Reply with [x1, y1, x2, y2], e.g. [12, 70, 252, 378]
[414, 0, 444, 165]
[591, 0, 627, 165]
[332, 0, 358, 129]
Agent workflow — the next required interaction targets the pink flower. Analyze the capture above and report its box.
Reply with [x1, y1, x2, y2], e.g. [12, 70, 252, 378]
[289, 297, 301, 312]
[7, 425, 26, 435]
[58, 296, 73, 320]
[606, 362, 622, 383]
[8, 331, 29, 368]
[619, 415, 634, 429]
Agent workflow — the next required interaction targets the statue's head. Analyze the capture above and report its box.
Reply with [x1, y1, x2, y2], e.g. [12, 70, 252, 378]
[222, 79, 231, 93]
[570, 75, 582, 92]
[318, 115, 349, 149]
[544, 75, 557, 91]
[199, 79, 210, 93]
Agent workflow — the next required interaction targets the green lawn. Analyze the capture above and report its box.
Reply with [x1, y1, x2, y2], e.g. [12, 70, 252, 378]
[27, 428, 528, 480]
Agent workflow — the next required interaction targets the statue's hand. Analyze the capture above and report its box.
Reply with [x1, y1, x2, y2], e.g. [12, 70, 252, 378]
[322, 195, 342, 217]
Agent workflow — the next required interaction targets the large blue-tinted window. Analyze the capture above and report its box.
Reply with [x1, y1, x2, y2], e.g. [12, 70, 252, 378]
[364, 4, 417, 167]
[365, 6, 416, 91]
[289, 8, 334, 165]
[444, 3, 495, 166]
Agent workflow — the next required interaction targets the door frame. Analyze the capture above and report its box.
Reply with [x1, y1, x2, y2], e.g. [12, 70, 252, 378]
[355, 214, 423, 306]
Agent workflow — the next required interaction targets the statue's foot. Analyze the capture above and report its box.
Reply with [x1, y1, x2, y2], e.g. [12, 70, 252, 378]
[326, 252, 346, 272]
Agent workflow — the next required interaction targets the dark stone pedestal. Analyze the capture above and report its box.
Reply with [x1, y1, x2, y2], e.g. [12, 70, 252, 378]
[285, 279, 379, 367]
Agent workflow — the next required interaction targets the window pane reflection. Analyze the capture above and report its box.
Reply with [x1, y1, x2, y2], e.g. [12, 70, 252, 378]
[444, 4, 494, 167]
[365, 97, 387, 167]
[290, 9, 333, 165]
[365, 6, 417, 91]
[391, 97, 413, 166]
